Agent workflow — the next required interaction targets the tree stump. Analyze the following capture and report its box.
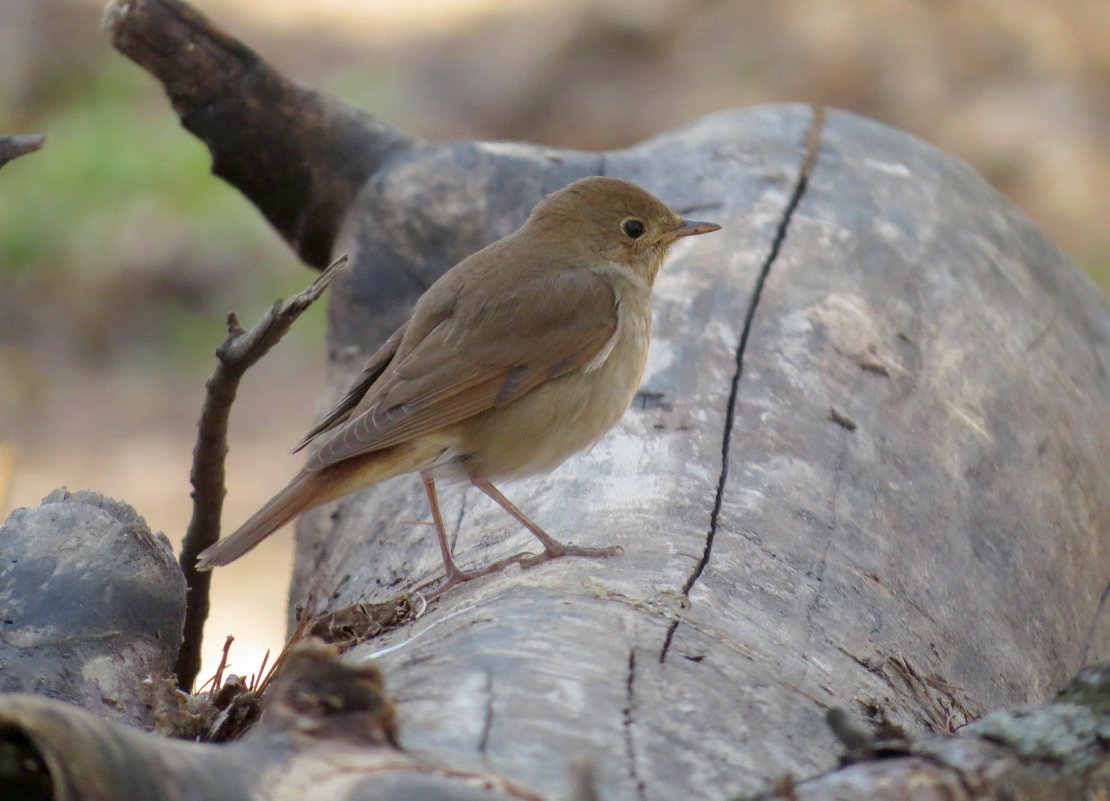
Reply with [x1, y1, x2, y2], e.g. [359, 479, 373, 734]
[0, 1, 1106, 799]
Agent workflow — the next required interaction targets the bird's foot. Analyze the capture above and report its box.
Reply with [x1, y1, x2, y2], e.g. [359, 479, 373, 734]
[521, 541, 623, 568]
[420, 543, 622, 599]
[419, 550, 535, 600]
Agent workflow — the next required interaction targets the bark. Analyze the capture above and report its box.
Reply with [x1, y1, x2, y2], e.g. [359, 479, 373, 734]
[0, 490, 185, 727]
[749, 665, 1110, 800]
[295, 101, 1110, 800]
[104, 0, 413, 267]
[1, 646, 1106, 801]
[3, 1, 1106, 800]
[0, 133, 45, 169]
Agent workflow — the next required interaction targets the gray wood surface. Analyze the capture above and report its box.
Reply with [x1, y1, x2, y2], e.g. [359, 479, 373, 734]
[0, 4, 1098, 797]
[292, 105, 1110, 799]
[0, 489, 185, 726]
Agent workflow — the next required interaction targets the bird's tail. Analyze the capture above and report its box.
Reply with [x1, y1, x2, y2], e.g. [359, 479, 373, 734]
[194, 438, 451, 570]
[195, 469, 328, 570]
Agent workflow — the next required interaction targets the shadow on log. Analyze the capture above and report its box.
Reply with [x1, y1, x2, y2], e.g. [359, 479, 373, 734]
[1, 1, 1106, 800]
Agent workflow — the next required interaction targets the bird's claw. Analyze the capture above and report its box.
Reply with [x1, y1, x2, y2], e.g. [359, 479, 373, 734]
[420, 542, 622, 599]
[523, 542, 623, 567]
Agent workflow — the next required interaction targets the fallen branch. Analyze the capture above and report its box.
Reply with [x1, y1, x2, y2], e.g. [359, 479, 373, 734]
[746, 664, 1110, 800]
[3, 647, 1107, 800]
[1, 640, 557, 801]
[105, 0, 414, 266]
[174, 254, 349, 690]
[0, 133, 45, 170]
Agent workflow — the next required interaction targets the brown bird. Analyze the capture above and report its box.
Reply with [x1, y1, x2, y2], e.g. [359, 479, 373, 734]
[196, 176, 720, 593]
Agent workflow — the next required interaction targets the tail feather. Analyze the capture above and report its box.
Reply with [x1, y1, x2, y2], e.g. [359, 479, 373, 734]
[195, 438, 451, 570]
[196, 469, 325, 570]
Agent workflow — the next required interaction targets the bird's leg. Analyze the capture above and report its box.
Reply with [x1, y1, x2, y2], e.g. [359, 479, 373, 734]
[419, 474, 533, 599]
[469, 476, 623, 566]
[421, 474, 463, 577]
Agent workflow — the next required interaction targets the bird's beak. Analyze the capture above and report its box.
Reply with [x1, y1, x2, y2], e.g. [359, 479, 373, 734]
[669, 219, 722, 240]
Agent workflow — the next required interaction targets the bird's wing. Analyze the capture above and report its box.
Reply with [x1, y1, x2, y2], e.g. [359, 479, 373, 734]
[305, 267, 619, 471]
[292, 321, 409, 453]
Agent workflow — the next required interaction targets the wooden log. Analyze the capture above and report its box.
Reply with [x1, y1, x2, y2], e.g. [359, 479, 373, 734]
[1, 645, 1107, 800]
[291, 102, 1109, 800]
[0, 1, 1089, 799]
[0, 490, 185, 727]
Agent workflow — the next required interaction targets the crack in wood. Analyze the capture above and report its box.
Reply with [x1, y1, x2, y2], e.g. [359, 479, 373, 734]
[622, 648, 647, 801]
[450, 487, 469, 552]
[798, 436, 848, 688]
[478, 666, 494, 755]
[658, 106, 827, 665]
[1080, 578, 1110, 666]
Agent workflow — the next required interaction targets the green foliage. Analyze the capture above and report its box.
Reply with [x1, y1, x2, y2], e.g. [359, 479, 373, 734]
[0, 56, 319, 367]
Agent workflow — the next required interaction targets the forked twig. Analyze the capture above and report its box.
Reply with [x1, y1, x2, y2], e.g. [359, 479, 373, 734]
[173, 254, 349, 691]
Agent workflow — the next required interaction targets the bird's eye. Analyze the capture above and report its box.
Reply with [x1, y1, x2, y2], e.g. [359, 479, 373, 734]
[621, 218, 645, 239]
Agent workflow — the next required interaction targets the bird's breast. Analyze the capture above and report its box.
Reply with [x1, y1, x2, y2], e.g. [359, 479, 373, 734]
[453, 293, 653, 482]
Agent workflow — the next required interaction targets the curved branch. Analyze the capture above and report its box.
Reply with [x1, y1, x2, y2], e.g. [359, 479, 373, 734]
[174, 255, 349, 690]
[0, 134, 45, 169]
[104, 0, 416, 267]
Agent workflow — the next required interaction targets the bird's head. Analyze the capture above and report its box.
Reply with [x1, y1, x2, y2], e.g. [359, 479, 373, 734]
[527, 176, 720, 285]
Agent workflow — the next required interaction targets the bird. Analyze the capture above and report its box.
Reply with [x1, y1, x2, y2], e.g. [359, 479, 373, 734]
[196, 176, 720, 594]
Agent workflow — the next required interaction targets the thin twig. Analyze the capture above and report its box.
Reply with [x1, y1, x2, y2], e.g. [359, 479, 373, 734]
[173, 254, 349, 691]
[250, 649, 270, 692]
[196, 634, 235, 694]
[255, 612, 313, 696]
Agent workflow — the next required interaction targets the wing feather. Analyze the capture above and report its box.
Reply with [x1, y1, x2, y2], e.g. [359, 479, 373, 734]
[291, 321, 409, 453]
[304, 266, 618, 471]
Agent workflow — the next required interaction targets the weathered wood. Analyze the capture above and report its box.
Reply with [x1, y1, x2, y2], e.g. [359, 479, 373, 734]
[293, 108, 1109, 798]
[749, 664, 1110, 801]
[2, 645, 1107, 800]
[105, 0, 414, 267]
[0, 644, 412, 801]
[0, 133, 44, 169]
[0, 490, 185, 727]
[3, 1, 1095, 799]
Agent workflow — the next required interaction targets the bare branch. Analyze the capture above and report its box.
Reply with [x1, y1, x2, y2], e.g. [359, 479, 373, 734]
[174, 255, 349, 690]
[104, 0, 414, 267]
[0, 134, 46, 170]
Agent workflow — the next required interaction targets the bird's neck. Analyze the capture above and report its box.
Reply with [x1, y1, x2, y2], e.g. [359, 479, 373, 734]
[589, 258, 653, 295]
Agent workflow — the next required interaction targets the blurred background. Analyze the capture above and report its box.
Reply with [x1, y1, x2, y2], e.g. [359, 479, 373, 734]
[2, 0, 1108, 681]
